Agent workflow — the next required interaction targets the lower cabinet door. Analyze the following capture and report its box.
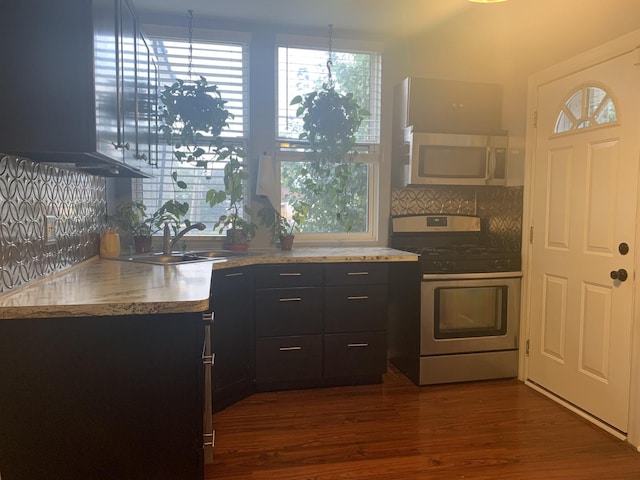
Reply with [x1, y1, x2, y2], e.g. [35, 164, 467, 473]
[324, 331, 387, 378]
[255, 335, 323, 383]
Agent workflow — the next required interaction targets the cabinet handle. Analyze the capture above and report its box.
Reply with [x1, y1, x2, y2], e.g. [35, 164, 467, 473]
[202, 352, 215, 366]
[279, 297, 302, 302]
[347, 343, 369, 348]
[347, 271, 369, 276]
[225, 272, 244, 277]
[203, 431, 215, 448]
[347, 295, 369, 300]
[279, 346, 302, 351]
[279, 272, 302, 276]
[202, 312, 214, 324]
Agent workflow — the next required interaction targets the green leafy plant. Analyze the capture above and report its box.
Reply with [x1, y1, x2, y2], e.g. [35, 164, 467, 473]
[257, 200, 311, 242]
[205, 152, 257, 244]
[289, 82, 369, 232]
[290, 82, 369, 164]
[159, 77, 253, 244]
[160, 76, 233, 173]
[109, 200, 190, 238]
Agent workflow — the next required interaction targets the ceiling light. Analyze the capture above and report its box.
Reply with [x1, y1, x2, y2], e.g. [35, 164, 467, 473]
[468, 0, 508, 3]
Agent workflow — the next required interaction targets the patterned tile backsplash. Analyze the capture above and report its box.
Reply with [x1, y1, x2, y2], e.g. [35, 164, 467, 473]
[0, 155, 106, 295]
[391, 185, 523, 252]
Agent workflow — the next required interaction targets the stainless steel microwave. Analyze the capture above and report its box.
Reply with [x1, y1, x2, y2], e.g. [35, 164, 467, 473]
[405, 129, 508, 186]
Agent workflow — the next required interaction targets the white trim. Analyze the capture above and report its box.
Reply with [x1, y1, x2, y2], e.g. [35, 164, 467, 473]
[525, 380, 627, 441]
[144, 23, 251, 44]
[275, 33, 383, 54]
[521, 27, 640, 450]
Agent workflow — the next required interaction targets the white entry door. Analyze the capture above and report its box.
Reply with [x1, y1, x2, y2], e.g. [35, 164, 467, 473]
[527, 50, 640, 433]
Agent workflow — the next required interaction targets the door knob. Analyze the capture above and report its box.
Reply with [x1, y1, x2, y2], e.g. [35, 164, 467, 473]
[610, 268, 628, 282]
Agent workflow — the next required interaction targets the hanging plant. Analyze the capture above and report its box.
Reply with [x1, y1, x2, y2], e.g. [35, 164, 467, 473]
[157, 11, 253, 247]
[287, 26, 370, 233]
[160, 75, 233, 173]
[290, 82, 369, 164]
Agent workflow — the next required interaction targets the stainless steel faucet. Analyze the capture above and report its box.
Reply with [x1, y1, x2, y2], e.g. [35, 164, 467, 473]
[163, 222, 206, 254]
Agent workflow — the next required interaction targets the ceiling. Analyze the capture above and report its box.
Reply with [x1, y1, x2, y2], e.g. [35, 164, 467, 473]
[133, 0, 475, 38]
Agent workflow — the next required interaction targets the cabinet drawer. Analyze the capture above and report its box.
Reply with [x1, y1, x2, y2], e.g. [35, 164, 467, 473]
[254, 264, 322, 288]
[256, 335, 323, 383]
[324, 263, 388, 286]
[212, 267, 252, 294]
[255, 287, 323, 337]
[324, 285, 388, 333]
[324, 332, 387, 378]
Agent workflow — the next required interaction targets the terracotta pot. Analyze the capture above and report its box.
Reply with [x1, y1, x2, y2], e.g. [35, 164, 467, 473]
[279, 234, 295, 250]
[133, 235, 153, 253]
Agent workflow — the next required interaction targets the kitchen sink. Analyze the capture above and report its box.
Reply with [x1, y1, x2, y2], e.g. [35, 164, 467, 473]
[119, 249, 250, 265]
[187, 250, 251, 258]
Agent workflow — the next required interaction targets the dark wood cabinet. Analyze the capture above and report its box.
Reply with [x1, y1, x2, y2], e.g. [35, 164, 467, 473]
[0, 313, 204, 480]
[254, 264, 324, 388]
[395, 77, 504, 134]
[254, 262, 390, 391]
[210, 267, 254, 413]
[323, 263, 389, 382]
[255, 335, 323, 383]
[0, 0, 155, 177]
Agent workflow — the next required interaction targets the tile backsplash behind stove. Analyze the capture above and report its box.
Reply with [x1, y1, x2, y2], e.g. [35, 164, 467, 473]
[0, 155, 106, 295]
[391, 185, 523, 252]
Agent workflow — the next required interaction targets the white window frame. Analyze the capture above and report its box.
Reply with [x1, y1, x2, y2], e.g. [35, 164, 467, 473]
[275, 34, 383, 244]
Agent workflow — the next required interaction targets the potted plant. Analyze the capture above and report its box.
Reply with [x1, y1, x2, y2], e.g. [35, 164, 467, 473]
[290, 82, 369, 165]
[160, 76, 255, 248]
[257, 200, 310, 250]
[109, 200, 189, 253]
[205, 151, 257, 249]
[160, 76, 232, 172]
[290, 82, 369, 231]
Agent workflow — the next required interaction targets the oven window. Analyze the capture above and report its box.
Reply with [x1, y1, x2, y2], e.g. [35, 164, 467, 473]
[434, 286, 508, 338]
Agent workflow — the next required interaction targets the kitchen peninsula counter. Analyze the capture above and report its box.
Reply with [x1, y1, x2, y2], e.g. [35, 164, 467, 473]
[0, 247, 417, 319]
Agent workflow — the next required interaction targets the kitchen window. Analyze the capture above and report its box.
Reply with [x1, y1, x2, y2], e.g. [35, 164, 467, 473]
[132, 25, 250, 234]
[276, 35, 382, 241]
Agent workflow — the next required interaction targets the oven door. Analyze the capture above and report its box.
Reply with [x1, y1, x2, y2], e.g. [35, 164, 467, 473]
[420, 273, 521, 356]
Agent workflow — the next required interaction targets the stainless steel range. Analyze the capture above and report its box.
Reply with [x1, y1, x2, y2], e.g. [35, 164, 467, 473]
[389, 214, 522, 385]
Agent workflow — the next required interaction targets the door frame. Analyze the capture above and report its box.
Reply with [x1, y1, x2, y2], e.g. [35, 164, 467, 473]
[521, 29, 640, 450]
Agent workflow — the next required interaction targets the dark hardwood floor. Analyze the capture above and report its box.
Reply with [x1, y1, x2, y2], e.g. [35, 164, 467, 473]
[206, 365, 640, 479]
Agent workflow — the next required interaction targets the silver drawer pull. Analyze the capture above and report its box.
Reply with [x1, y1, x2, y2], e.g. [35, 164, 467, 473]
[202, 312, 214, 324]
[279, 272, 302, 276]
[347, 343, 369, 348]
[347, 295, 369, 300]
[347, 271, 369, 276]
[202, 353, 215, 366]
[279, 297, 302, 302]
[225, 272, 244, 277]
[203, 431, 215, 447]
[279, 346, 302, 351]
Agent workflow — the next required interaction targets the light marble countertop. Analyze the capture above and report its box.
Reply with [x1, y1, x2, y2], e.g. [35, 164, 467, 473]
[0, 247, 417, 320]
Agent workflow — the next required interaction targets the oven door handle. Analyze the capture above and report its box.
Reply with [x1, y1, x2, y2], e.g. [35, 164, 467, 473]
[422, 271, 522, 281]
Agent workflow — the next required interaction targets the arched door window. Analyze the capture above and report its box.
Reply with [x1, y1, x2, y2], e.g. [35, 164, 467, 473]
[554, 85, 617, 133]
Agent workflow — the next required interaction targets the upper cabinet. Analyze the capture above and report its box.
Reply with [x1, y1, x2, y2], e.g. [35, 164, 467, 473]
[394, 77, 504, 135]
[0, 0, 156, 177]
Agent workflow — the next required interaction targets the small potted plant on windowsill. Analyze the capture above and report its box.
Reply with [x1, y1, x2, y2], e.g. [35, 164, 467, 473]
[206, 151, 257, 250]
[109, 200, 189, 253]
[258, 200, 310, 250]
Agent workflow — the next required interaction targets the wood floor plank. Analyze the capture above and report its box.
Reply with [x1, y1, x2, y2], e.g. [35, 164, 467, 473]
[206, 365, 640, 479]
